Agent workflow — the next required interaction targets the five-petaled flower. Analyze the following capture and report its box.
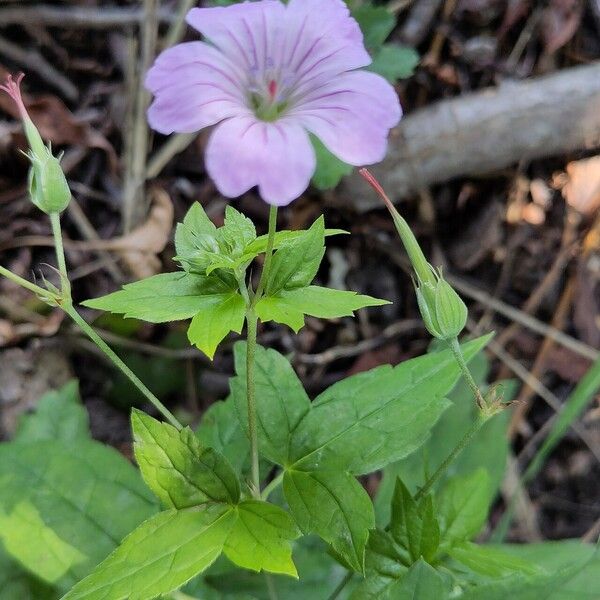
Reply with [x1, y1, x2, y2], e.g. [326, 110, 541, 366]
[146, 0, 402, 206]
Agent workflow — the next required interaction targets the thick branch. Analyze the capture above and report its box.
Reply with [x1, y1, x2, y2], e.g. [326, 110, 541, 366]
[343, 62, 600, 210]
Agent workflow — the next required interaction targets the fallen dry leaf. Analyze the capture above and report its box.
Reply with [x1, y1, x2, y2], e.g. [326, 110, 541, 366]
[561, 155, 600, 216]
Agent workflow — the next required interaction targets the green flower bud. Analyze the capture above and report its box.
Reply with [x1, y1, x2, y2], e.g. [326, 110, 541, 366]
[27, 147, 71, 214]
[1, 73, 71, 214]
[416, 271, 468, 340]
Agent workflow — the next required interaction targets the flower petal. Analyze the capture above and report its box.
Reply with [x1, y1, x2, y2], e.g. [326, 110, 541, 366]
[205, 116, 316, 206]
[145, 41, 248, 134]
[291, 71, 401, 165]
[186, 2, 286, 73]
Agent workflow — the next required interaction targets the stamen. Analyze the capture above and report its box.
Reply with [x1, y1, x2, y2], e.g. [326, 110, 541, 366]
[268, 80, 277, 101]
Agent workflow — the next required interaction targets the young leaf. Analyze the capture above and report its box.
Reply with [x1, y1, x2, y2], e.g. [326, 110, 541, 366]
[223, 500, 299, 577]
[256, 286, 389, 333]
[187, 292, 246, 359]
[15, 380, 89, 443]
[310, 136, 353, 190]
[245, 227, 347, 256]
[174, 201, 218, 267]
[265, 217, 325, 295]
[132, 410, 240, 509]
[0, 441, 157, 591]
[283, 469, 374, 573]
[62, 506, 236, 600]
[230, 342, 310, 465]
[369, 44, 420, 83]
[220, 205, 256, 254]
[83, 272, 236, 323]
[388, 559, 448, 600]
[437, 469, 491, 547]
[288, 335, 491, 474]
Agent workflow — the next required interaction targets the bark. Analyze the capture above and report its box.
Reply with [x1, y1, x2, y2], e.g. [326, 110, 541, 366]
[343, 62, 600, 211]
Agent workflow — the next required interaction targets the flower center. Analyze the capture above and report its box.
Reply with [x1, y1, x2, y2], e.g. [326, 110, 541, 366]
[248, 71, 292, 122]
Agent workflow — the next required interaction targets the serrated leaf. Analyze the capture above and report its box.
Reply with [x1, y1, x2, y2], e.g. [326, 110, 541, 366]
[265, 217, 325, 295]
[175, 202, 218, 266]
[196, 397, 250, 477]
[230, 342, 310, 465]
[132, 410, 240, 509]
[255, 286, 390, 332]
[283, 469, 374, 573]
[223, 501, 299, 577]
[389, 559, 448, 600]
[221, 206, 256, 253]
[449, 542, 542, 579]
[369, 44, 420, 82]
[310, 136, 353, 190]
[61, 505, 236, 600]
[375, 352, 512, 525]
[0, 441, 157, 591]
[352, 4, 395, 50]
[187, 292, 246, 359]
[245, 228, 347, 256]
[288, 336, 491, 474]
[438, 469, 491, 547]
[15, 380, 88, 442]
[82, 272, 236, 323]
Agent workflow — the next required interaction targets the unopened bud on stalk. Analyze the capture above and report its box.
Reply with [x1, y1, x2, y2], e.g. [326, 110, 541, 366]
[359, 168, 467, 341]
[0, 73, 70, 214]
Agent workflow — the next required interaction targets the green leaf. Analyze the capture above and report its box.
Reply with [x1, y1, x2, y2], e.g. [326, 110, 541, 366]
[283, 469, 374, 573]
[449, 542, 542, 579]
[15, 380, 89, 442]
[221, 206, 256, 255]
[187, 292, 246, 359]
[369, 44, 420, 82]
[437, 469, 491, 547]
[390, 479, 439, 563]
[494, 541, 600, 599]
[256, 286, 390, 333]
[0, 545, 56, 600]
[265, 217, 325, 295]
[196, 397, 250, 477]
[245, 227, 347, 256]
[175, 201, 218, 268]
[223, 501, 299, 577]
[389, 559, 448, 600]
[62, 505, 236, 600]
[230, 342, 310, 465]
[0, 440, 157, 591]
[288, 335, 491, 474]
[375, 352, 512, 525]
[83, 272, 236, 323]
[352, 5, 395, 50]
[132, 410, 240, 509]
[310, 136, 353, 190]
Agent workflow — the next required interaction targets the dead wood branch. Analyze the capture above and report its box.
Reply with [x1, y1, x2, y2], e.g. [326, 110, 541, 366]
[343, 62, 600, 210]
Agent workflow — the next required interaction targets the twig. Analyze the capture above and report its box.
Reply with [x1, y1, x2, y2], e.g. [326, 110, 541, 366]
[294, 319, 424, 365]
[0, 34, 78, 101]
[146, 133, 197, 180]
[163, 0, 197, 48]
[0, 5, 175, 28]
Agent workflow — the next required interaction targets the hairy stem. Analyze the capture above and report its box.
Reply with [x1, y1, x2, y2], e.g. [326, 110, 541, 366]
[449, 337, 486, 410]
[245, 307, 261, 497]
[261, 471, 284, 500]
[0, 264, 58, 300]
[414, 411, 489, 502]
[50, 211, 71, 299]
[65, 305, 182, 430]
[254, 205, 278, 303]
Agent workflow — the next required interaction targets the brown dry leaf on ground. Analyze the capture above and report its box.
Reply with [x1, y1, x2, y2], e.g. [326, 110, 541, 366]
[540, 0, 584, 55]
[0, 66, 117, 171]
[561, 156, 600, 216]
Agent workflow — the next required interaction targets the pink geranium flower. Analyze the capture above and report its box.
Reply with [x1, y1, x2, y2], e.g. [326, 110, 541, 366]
[146, 0, 401, 206]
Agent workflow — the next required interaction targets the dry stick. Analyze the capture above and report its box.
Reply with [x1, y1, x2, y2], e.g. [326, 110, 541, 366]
[0, 34, 78, 101]
[508, 278, 576, 437]
[398, 0, 443, 46]
[146, 132, 197, 180]
[342, 62, 600, 210]
[0, 5, 175, 28]
[122, 0, 158, 232]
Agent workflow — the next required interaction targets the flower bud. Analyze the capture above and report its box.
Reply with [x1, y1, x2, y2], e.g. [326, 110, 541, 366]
[0, 73, 70, 214]
[416, 271, 468, 340]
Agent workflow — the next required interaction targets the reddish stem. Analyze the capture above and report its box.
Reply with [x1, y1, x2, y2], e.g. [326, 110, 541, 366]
[358, 167, 396, 213]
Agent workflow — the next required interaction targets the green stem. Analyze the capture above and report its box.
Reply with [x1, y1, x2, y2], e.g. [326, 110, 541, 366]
[449, 337, 486, 410]
[50, 211, 71, 298]
[414, 411, 489, 502]
[261, 471, 284, 500]
[0, 264, 58, 300]
[245, 307, 261, 497]
[327, 571, 354, 600]
[253, 205, 278, 303]
[265, 573, 279, 600]
[65, 304, 182, 430]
